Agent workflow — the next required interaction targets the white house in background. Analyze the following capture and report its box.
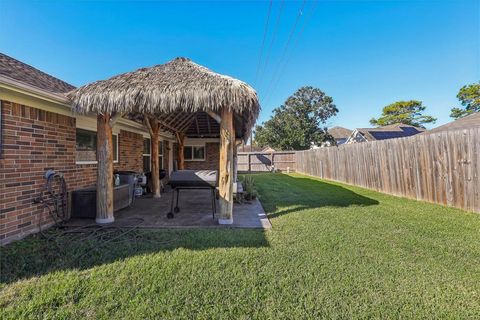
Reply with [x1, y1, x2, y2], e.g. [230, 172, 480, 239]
[328, 126, 352, 145]
[345, 123, 425, 144]
[310, 126, 352, 149]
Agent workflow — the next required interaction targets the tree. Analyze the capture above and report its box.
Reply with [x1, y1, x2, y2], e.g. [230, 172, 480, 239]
[369, 100, 436, 128]
[450, 82, 480, 119]
[254, 86, 338, 150]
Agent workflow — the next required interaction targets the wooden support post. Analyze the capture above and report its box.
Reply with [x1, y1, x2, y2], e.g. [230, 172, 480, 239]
[233, 142, 238, 183]
[96, 113, 114, 224]
[218, 108, 234, 224]
[145, 117, 161, 198]
[176, 132, 185, 170]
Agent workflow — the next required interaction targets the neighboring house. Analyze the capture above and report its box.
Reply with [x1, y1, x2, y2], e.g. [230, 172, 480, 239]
[237, 144, 275, 153]
[309, 126, 352, 149]
[345, 123, 425, 144]
[327, 126, 352, 145]
[237, 144, 263, 153]
[0, 53, 222, 243]
[424, 112, 480, 134]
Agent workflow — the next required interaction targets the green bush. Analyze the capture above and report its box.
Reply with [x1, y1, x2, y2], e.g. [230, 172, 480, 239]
[242, 175, 258, 201]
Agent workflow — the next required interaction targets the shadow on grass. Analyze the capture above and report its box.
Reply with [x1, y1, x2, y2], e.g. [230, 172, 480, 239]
[0, 227, 269, 285]
[1, 173, 376, 285]
[252, 173, 379, 219]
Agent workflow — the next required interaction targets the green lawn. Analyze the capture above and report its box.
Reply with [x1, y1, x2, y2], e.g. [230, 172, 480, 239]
[1, 173, 479, 319]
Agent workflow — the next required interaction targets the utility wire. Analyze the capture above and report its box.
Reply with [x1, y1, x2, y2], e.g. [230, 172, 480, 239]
[254, 0, 273, 86]
[265, 0, 318, 107]
[263, 0, 307, 105]
[257, 0, 285, 87]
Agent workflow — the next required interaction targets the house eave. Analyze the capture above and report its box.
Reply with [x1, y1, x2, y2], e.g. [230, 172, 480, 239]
[0, 74, 71, 106]
[0, 76, 175, 141]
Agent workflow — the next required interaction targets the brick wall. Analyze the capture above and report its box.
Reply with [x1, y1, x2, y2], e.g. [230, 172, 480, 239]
[174, 142, 220, 171]
[117, 130, 144, 172]
[0, 101, 145, 244]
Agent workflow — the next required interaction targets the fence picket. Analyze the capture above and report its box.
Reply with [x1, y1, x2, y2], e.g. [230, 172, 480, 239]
[293, 128, 479, 213]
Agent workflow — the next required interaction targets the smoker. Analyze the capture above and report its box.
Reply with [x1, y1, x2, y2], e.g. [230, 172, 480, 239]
[168, 170, 218, 219]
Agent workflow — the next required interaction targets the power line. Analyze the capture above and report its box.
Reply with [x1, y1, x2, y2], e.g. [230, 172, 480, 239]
[257, 0, 285, 87]
[263, 0, 307, 105]
[265, 0, 319, 107]
[254, 0, 273, 86]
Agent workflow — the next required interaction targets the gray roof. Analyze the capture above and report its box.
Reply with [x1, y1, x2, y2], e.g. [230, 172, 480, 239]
[328, 126, 352, 140]
[0, 52, 75, 94]
[426, 113, 480, 134]
[356, 124, 425, 141]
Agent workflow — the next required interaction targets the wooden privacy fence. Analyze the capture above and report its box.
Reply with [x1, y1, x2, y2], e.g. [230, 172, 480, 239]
[295, 127, 480, 213]
[238, 151, 296, 173]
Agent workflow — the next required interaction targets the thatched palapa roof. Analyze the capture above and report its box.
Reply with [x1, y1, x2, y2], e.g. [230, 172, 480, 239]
[67, 57, 260, 138]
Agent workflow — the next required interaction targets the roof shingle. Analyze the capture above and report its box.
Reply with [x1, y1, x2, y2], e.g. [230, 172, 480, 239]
[0, 52, 75, 94]
[328, 126, 352, 139]
[356, 124, 424, 141]
[426, 113, 480, 134]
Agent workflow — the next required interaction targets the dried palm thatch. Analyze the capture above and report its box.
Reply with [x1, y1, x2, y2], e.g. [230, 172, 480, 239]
[67, 57, 260, 137]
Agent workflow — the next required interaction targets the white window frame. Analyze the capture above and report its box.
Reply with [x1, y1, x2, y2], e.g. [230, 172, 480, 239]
[143, 138, 151, 172]
[159, 140, 164, 170]
[112, 134, 119, 163]
[184, 144, 206, 161]
[75, 128, 119, 165]
[143, 138, 167, 171]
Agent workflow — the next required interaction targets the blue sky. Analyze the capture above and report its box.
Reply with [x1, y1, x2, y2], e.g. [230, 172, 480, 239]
[1, 0, 478, 129]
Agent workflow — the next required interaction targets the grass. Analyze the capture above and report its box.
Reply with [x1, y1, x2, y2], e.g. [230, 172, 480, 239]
[1, 173, 479, 319]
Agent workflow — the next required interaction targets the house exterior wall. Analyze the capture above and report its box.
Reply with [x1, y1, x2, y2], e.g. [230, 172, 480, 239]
[345, 131, 367, 144]
[1, 100, 84, 244]
[0, 100, 153, 244]
[173, 141, 220, 171]
[117, 130, 144, 172]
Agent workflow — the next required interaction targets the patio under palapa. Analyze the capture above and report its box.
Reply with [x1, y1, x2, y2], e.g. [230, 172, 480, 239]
[67, 57, 260, 225]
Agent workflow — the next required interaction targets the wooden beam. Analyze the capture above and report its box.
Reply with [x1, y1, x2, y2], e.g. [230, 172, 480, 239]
[148, 116, 161, 198]
[195, 116, 200, 135]
[206, 114, 211, 134]
[96, 113, 114, 224]
[110, 112, 124, 126]
[143, 116, 154, 136]
[207, 111, 221, 123]
[177, 113, 196, 132]
[182, 133, 219, 138]
[167, 111, 185, 126]
[218, 108, 234, 224]
[176, 132, 185, 170]
[155, 117, 178, 134]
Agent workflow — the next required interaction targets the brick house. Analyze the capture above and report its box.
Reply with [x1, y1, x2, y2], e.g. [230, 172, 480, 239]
[0, 53, 222, 244]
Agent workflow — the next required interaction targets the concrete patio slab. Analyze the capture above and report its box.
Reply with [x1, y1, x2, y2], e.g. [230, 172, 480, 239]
[66, 188, 271, 230]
